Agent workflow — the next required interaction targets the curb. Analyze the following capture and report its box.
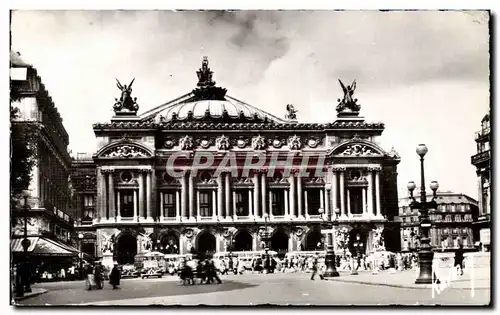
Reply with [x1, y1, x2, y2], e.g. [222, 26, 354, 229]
[326, 278, 490, 290]
[13, 289, 48, 303]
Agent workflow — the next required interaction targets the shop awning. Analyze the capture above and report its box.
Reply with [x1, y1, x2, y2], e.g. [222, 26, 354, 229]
[11, 237, 78, 257]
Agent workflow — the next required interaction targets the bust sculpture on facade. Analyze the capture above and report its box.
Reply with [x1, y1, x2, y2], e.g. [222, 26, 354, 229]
[285, 104, 298, 120]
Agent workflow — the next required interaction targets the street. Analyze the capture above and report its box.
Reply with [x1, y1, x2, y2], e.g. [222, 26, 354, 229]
[17, 270, 490, 306]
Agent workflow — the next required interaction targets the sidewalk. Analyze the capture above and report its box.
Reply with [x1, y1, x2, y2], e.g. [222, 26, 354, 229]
[12, 288, 48, 303]
[328, 269, 490, 290]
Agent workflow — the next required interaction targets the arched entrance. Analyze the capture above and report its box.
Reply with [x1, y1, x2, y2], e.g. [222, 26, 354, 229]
[161, 232, 180, 254]
[305, 230, 323, 251]
[197, 232, 216, 255]
[116, 234, 137, 264]
[270, 231, 289, 257]
[233, 230, 252, 251]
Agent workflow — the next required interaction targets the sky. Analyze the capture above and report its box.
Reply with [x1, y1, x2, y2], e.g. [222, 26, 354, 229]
[10, 10, 490, 199]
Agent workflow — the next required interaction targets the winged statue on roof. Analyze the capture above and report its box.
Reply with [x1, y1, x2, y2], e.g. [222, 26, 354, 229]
[337, 79, 361, 113]
[114, 78, 139, 113]
[285, 104, 298, 120]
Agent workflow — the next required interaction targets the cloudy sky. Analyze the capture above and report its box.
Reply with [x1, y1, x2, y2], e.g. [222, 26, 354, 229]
[11, 10, 489, 198]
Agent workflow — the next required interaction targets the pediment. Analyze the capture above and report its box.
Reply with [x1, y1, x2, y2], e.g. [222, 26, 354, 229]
[95, 140, 153, 159]
[329, 140, 385, 157]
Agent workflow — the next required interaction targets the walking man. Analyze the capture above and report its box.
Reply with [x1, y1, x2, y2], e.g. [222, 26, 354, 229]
[109, 263, 121, 289]
[454, 243, 465, 276]
[310, 253, 324, 280]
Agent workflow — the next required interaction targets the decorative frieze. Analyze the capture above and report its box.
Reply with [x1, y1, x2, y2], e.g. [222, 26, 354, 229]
[102, 145, 149, 158]
[179, 135, 194, 150]
[215, 135, 231, 150]
[252, 135, 267, 150]
[232, 136, 250, 149]
[339, 144, 377, 156]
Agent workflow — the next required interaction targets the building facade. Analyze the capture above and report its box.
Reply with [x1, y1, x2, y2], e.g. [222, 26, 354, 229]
[398, 192, 478, 252]
[471, 113, 491, 250]
[72, 57, 401, 265]
[10, 51, 77, 268]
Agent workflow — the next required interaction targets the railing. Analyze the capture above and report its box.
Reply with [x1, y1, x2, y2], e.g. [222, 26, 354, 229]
[475, 127, 490, 140]
[471, 150, 490, 165]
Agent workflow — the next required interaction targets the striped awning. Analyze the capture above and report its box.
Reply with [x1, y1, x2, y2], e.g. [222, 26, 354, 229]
[11, 237, 78, 257]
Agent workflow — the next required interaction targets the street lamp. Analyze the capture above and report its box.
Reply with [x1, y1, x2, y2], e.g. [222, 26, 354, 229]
[318, 208, 340, 278]
[262, 213, 270, 273]
[78, 233, 84, 279]
[408, 144, 439, 284]
[21, 189, 32, 295]
[351, 234, 364, 275]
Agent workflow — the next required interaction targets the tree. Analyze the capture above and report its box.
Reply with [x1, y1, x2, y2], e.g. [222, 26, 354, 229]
[10, 100, 39, 227]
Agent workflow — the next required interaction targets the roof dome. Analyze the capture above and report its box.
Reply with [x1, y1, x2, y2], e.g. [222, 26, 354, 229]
[144, 57, 286, 124]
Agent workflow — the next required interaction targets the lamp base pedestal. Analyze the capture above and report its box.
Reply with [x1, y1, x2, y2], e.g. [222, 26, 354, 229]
[415, 249, 435, 284]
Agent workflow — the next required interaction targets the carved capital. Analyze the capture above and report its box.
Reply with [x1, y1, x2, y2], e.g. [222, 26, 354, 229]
[367, 166, 382, 172]
[100, 168, 115, 175]
[332, 166, 347, 172]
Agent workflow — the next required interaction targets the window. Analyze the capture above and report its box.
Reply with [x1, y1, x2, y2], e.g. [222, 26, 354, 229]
[199, 192, 212, 217]
[306, 188, 321, 215]
[235, 190, 249, 216]
[120, 191, 134, 217]
[163, 191, 176, 217]
[271, 189, 285, 216]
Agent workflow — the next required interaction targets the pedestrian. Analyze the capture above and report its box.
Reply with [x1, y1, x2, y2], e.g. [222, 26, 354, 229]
[310, 253, 323, 280]
[109, 263, 121, 289]
[94, 262, 103, 289]
[454, 243, 465, 276]
[84, 263, 93, 290]
[206, 259, 222, 284]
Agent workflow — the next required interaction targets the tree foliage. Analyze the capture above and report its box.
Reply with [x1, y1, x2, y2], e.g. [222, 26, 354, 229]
[10, 103, 39, 226]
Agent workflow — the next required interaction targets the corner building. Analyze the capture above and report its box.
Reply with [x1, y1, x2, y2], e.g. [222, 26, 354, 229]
[73, 57, 401, 264]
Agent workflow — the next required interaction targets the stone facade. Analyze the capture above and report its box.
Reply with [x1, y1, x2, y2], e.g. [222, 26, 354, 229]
[72, 57, 401, 264]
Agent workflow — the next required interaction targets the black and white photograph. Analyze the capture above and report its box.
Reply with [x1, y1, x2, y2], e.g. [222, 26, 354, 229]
[9, 8, 491, 306]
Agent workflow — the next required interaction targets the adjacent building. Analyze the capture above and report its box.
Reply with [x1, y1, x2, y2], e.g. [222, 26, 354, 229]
[398, 192, 478, 252]
[471, 112, 491, 250]
[10, 51, 79, 274]
[72, 57, 402, 265]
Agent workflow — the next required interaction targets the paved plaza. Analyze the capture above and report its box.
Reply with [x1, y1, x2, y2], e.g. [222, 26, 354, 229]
[16, 269, 490, 306]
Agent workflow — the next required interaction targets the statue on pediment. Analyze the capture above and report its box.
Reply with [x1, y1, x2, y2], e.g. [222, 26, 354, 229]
[285, 104, 298, 120]
[197, 56, 216, 87]
[114, 78, 139, 114]
[337, 79, 361, 114]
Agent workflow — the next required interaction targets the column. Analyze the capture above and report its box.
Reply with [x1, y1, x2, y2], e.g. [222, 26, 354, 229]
[324, 187, 330, 219]
[151, 169, 157, 220]
[96, 169, 105, 222]
[268, 191, 273, 219]
[233, 190, 238, 220]
[331, 170, 337, 217]
[347, 189, 352, 216]
[146, 171, 152, 220]
[189, 172, 195, 219]
[362, 187, 367, 216]
[289, 175, 296, 218]
[133, 190, 138, 221]
[297, 176, 303, 218]
[261, 173, 267, 217]
[375, 169, 382, 217]
[339, 170, 346, 217]
[284, 189, 289, 218]
[252, 232, 257, 251]
[117, 190, 121, 221]
[225, 173, 231, 220]
[288, 234, 293, 252]
[138, 171, 144, 219]
[304, 190, 309, 218]
[320, 189, 324, 212]
[367, 168, 374, 217]
[181, 173, 187, 219]
[212, 190, 217, 221]
[175, 190, 180, 220]
[253, 173, 260, 218]
[477, 173, 483, 215]
[179, 235, 184, 255]
[160, 191, 164, 218]
[217, 173, 224, 220]
[248, 189, 253, 219]
[108, 171, 115, 221]
[196, 190, 201, 220]
[216, 234, 221, 253]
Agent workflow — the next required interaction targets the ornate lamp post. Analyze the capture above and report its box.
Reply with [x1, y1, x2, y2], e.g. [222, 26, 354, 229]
[407, 144, 439, 284]
[21, 189, 32, 294]
[351, 234, 364, 275]
[318, 208, 340, 278]
[262, 213, 271, 273]
[78, 233, 84, 279]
